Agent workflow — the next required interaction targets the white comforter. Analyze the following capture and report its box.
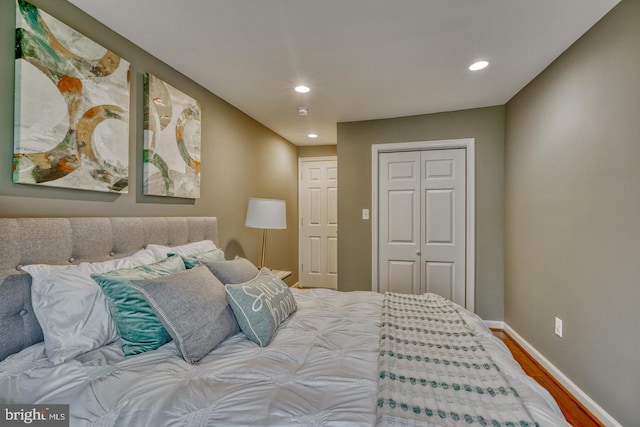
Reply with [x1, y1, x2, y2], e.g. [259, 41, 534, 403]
[0, 289, 567, 426]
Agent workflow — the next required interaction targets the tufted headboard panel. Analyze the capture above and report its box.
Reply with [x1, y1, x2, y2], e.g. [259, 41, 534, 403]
[0, 217, 218, 361]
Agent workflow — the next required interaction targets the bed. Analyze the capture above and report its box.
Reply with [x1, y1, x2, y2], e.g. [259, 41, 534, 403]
[0, 217, 569, 426]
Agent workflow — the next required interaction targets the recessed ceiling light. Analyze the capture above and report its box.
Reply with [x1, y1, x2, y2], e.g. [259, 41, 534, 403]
[307, 133, 318, 138]
[295, 85, 310, 93]
[469, 61, 489, 71]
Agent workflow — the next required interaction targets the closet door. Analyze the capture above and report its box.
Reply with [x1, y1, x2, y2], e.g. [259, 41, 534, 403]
[378, 149, 466, 306]
[420, 149, 466, 304]
[378, 151, 421, 294]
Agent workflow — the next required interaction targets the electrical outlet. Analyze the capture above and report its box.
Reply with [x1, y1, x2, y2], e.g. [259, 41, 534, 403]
[555, 317, 563, 337]
[362, 209, 370, 220]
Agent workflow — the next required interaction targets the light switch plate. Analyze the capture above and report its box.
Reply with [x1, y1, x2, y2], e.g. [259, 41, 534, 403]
[555, 317, 563, 337]
[362, 209, 369, 220]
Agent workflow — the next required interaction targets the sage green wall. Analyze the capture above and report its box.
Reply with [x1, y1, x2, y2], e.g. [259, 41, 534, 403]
[505, 1, 638, 425]
[337, 106, 505, 321]
[298, 145, 337, 158]
[0, 0, 298, 282]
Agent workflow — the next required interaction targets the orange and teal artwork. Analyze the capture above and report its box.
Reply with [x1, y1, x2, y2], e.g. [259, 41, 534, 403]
[13, 0, 130, 193]
[143, 74, 201, 199]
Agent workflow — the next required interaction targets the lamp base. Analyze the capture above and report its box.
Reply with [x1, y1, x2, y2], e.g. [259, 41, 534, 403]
[258, 228, 268, 269]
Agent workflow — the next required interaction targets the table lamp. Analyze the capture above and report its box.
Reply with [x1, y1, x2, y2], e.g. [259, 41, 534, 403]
[245, 198, 286, 268]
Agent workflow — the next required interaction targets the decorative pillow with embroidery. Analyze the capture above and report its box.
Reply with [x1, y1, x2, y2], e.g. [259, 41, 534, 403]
[225, 268, 296, 346]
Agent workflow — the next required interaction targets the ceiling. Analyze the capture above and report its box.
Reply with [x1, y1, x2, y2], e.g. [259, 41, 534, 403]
[68, 0, 619, 146]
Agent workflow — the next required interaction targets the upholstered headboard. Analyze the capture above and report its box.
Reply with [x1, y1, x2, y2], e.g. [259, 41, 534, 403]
[0, 217, 219, 361]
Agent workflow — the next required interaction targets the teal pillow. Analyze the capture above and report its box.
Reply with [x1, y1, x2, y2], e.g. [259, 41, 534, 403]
[178, 248, 225, 269]
[225, 268, 297, 347]
[91, 255, 186, 356]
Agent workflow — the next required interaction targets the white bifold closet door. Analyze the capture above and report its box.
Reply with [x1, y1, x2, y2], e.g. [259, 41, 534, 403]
[378, 149, 466, 306]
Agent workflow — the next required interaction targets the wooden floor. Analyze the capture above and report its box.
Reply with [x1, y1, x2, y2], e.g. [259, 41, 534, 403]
[492, 330, 604, 427]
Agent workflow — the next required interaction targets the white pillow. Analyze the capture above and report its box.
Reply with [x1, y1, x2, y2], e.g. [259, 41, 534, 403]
[146, 240, 217, 260]
[21, 248, 159, 364]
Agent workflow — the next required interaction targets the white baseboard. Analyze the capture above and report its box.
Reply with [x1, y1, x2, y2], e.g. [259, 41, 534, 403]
[291, 282, 301, 288]
[484, 320, 504, 329]
[504, 324, 622, 427]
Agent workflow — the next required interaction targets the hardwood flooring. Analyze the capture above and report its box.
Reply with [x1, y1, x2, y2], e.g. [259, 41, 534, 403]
[492, 330, 604, 427]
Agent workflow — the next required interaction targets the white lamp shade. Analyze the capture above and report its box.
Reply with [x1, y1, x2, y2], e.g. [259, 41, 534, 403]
[245, 198, 287, 229]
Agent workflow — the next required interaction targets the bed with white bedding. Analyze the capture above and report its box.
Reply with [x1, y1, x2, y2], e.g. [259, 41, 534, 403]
[0, 217, 569, 426]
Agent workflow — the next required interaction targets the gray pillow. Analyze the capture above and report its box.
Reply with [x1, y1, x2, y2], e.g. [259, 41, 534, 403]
[129, 265, 239, 363]
[204, 256, 259, 284]
[225, 268, 297, 347]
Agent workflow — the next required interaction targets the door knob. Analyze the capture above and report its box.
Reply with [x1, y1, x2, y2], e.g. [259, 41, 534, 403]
[416, 251, 421, 256]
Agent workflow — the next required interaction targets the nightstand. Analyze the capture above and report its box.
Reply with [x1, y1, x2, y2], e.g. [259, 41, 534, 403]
[272, 270, 292, 280]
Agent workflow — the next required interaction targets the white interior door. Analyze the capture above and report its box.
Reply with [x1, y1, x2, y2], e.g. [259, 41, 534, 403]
[378, 151, 421, 294]
[299, 157, 338, 289]
[378, 149, 466, 306]
[420, 149, 466, 304]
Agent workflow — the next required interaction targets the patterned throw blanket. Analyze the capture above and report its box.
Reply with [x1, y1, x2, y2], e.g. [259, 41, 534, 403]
[376, 293, 538, 427]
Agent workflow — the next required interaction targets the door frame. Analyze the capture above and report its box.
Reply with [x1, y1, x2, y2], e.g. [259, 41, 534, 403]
[371, 139, 475, 312]
[298, 156, 338, 287]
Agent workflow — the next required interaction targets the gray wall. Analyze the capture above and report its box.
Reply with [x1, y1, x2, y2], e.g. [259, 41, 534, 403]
[505, 1, 639, 425]
[0, 0, 298, 282]
[298, 145, 337, 158]
[337, 106, 505, 321]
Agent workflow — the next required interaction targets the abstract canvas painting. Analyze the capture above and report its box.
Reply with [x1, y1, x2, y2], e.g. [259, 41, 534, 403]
[143, 74, 201, 198]
[13, 0, 130, 193]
